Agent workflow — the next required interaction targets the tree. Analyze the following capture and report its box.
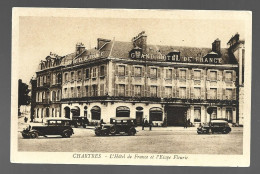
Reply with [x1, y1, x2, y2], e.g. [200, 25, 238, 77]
[18, 79, 31, 116]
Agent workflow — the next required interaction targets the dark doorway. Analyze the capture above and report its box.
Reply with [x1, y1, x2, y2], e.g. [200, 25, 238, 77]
[136, 111, 143, 125]
[166, 107, 187, 126]
[91, 106, 101, 120]
[64, 107, 70, 119]
[149, 107, 163, 121]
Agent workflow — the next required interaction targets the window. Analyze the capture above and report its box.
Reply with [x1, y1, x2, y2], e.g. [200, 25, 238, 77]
[85, 86, 89, 97]
[65, 73, 68, 82]
[92, 85, 98, 96]
[43, 76, 47, 83]
[166, 69, 173, 79]
[194, 70, 201, 80]
[210, 88, 217, 99]
[135, 67, 142, 77]
[71, 87, 74, 98]
[180, 69, 186, 79]
[100, 66, 105, 76]
[226, 89, 232, 100]
[180, 87, 186, 98]
[52, 74, 56, 84]
[194, 107, 201, 122]
[71, 72, 74, 81]
[119, 84, 125, 96]
[226, 108, 233, 122]
[100, 84, 105, 96]
[57, 73, 62, 84]
[211, 108, 217, 119]
[151, 86, 157, 97]
[52, 91, 56, 101]
[210, 71, 217, 81]
[134, 85, 141, 97]
[85, 69, 90, 79]
[226, 71, 232, 81]
[77, 86, 81, 97]
[118, 65, 125, 76]
[165, 87, 172, 97]
[57, 90, 60, 101]
[92, 68, 97, 78]
[150, 68, 157, 78]
[77, 71, 81, 80]
[194, 87, 201, 99]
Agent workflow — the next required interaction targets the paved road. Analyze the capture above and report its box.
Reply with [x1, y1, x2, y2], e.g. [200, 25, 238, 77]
[18, 123, 243, 154]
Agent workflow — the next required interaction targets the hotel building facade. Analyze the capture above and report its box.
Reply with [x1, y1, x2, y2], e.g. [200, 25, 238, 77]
[32, 31, 240, 126]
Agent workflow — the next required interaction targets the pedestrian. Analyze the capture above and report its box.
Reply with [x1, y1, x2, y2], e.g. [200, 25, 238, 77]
[187, 118, 190, 128]
[184, 118, 187, 129]
[142, 118, 145, 130]
[24, 117, 28, 123]
[149, 119, 152, 131]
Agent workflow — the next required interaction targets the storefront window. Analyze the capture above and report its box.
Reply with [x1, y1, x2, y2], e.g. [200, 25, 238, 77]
[149, 107, 163, 121]
[194, 107, 201, 122]
[91, 106, 101, 120]
[211, 108, 217, 119]
[116, 106, 130, 117]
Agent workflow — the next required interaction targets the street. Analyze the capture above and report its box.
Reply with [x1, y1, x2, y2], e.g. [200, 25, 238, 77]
[18, 121, 243, 154]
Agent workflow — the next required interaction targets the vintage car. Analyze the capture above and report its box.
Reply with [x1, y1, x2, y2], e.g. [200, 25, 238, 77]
[71, 116, 89, 128]
[94, 117, 137, 136]
[21, 118, 74, 138]
[197, 120, 232, 134]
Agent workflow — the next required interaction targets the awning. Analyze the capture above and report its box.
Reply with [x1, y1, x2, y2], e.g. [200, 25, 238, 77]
[71, 106, 80, 111]
[116, 106, 130, 111]
[91, 106, 101, 112]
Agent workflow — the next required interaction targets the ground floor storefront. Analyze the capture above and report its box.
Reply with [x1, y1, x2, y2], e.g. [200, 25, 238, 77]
[60, 101, 237, 127]
[33, 104, 61, 122]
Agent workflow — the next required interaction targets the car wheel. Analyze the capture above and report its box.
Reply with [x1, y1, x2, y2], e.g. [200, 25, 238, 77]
[109, 126, 117, 135]
[95, 131, 101, 136]
[62, 130, 71, 138]
[30, 132, 38, 139]
[128, 128, 136, 136]
[197, 131, 201, 134]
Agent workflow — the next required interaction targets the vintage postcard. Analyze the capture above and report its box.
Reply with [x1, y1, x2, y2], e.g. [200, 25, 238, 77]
[11, 8, 252, 166]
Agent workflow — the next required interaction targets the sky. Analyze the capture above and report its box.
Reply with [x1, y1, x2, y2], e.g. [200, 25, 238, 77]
[18, 14, 246, 84]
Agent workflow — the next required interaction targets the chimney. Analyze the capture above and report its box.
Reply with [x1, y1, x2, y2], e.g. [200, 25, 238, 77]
[212, 38, 221, 55]
[76, 42, 85, 56]
[97, 38, 111, 50]
[132, 31, 147, 54]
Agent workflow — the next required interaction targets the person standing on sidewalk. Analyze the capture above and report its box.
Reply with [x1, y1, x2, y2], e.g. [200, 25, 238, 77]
[142, 118, 145, 130]
[149, 119, 152, 131]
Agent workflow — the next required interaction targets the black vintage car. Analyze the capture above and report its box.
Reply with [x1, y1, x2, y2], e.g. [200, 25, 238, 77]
[94, 117, 137, 136]
[21, 118, 74, 138]
[71, 116, 89, 128]
[197, 120, 232, 134]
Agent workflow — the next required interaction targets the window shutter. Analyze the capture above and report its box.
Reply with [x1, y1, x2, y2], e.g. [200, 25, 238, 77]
[186, 69, 189, 80]
[223, 88, 226, 100]
[232, 88, 236, 100]
[176, 69, 180, 79]
[100, 84, 104, 96]
[207, 69, 210, 80]
[125, 65, 129, 76]
[191, 87, 194, 99]
[176, 87, 179, 98]
[157, 68, 161, 78]
[160, 86, 164, 98]
[147, 66, 150, 78]
[201, 87, 205, 99]
[83, 69, 86, 80]
[115, 84, 118, 96]
[141, 67, 145, 77]
[146, 85, 150, 97]
[75, 71, 78, 80]
[98, 66, 100, 77]
[172, 68, 176, 79]
[206, 87, 210, 99]
[232, 70, 236, 82]
[191, 69, 194, 80]
[186, 87, 190, 98]
[141, 85, 145, 97]
[201, 69, 204, 80]
[222, 71, 226, 82]
[126, 84, 129, 96]
[172, 86, 176, 98]
[217, 88, 222, 99]
[104, 65, 107, 76]
[131, 65, 134, 77]
[115, 64, 118, 76]
[131, 84, 135, 97]
[217, 70, 221, 81]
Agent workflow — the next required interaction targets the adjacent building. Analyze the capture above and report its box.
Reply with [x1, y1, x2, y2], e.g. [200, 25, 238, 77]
[32, 31, 240, 126]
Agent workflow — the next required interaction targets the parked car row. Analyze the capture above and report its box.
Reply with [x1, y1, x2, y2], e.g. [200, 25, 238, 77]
[20, 117, 232, 139]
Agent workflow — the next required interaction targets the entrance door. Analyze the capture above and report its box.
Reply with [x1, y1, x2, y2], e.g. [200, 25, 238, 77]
[166, 107, 187, 126]
[136, 112, 143, 126]
[64, 107, 70, 119]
